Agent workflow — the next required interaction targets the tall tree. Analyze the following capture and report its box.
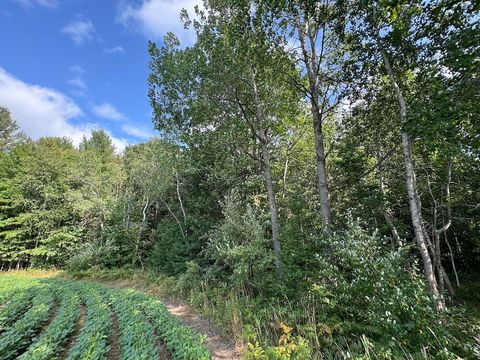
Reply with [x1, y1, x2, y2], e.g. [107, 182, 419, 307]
[258, 0, 346, 226]
[148, 2, 301, 270]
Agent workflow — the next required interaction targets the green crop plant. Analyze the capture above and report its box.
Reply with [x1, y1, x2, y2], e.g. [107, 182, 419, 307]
[126, 290, 211, 360]
[0, 275, 213, 359]
[0, 288, 35, 333]
[19, 283, 80, 360]
[0, 286, 56, 359]
[66, 282, 112, 360]
[110, 289, 160, 360]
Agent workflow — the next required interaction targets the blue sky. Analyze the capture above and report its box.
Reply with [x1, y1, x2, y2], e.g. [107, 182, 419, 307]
[0, 0, 200, 151]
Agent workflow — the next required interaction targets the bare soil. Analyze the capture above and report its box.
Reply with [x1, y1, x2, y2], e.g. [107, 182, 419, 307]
[107, 311, 121, 360]
[152, 327, 171, 359]
[161, 297, 241, 360]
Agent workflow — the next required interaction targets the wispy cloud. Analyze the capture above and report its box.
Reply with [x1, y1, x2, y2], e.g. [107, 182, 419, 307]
[62, 16, 95, 45]
[104, 46, 126, 55]
[116, 0, 201, 45]
[0, 68, 127, 151]
[69, 65, 86, 75]
[121, 124, 153, 139]
[12, 0, 58, 8]
[93, 102, 127, 121]
[67, 65, 87, 97]
[68, 77, 87, 96]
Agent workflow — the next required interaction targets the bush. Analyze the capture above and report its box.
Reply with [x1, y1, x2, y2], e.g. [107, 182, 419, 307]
[300, 219, 477, 358]
[205, 191, 275, 294]
[147, 220, 189, 275]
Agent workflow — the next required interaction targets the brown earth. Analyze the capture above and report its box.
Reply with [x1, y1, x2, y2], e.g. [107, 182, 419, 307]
[107, 311, 121, 360]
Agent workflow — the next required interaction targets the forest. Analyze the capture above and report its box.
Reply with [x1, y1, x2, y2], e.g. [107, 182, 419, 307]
[0, 0, 479, 358]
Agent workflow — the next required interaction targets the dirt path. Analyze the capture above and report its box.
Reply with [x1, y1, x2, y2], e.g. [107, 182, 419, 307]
[161, 298, 241, 360]
[107, 311, 121, 360]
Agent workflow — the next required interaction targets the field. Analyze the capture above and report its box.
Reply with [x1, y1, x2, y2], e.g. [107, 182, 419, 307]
[0, 273, 211, 360]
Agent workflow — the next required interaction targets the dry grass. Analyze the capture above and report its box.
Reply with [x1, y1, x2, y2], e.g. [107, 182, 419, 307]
[1, 268, 63, 279]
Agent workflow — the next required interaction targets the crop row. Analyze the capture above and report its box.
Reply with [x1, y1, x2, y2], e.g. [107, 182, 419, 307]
[0, 284, 56, 360]
[66, 282, 111, 360]
[0, 277, 39, 305]
[122, 290, 211, 360]
[0, 287, 35, 333]
[110, 289, 160, 360]
[0, 276, 212, 360]
[19, 281, 81, 360]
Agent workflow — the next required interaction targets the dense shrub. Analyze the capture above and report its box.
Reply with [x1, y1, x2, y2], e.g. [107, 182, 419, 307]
[172, 218, 478, 359]
[204, 191, 275, 295]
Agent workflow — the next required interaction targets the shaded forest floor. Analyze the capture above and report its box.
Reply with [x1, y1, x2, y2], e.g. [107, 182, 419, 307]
[454, 279, 480, 323]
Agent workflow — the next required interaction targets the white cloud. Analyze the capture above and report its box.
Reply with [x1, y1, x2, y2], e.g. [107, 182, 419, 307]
[104, 46, 126, 54]
[68, 77, 87, 91]
[117, 0, 201, 44]
[69, 65, 86, 75]
[93, 102, 127, 121]
[62, 17, 95, 45]
[0, 68, 127, 152]
[121, 124, 153, 139]
[68, 66, 87, 97]
[12, 0, 58, 8]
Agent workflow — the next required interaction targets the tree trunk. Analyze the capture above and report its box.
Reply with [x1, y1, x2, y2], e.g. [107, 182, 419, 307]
[297, 18, 332, 226]
[261, 135, 282, 271]
[163, 199, 185, 239]
[376, 146, 403, 246]
[252, 72, 282, 271]
[377, 31, 444, 311]
[313, 110, 332, 226]
[402, 134, 443, 310]
[175, 172, 187, 225]
[133, 194, 148, 268]
[441, 160, 460, 287]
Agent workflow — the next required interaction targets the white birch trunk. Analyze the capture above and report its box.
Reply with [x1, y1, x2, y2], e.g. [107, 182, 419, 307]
[377, 31, 444, 310]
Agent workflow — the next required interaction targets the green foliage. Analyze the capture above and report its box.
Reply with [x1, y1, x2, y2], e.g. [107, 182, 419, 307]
[0, 288, 35, 332]
[0, 107, 25, 152]
[244, 323, 312, 360]
[19, 284, 80, 360]
[147, 220, 189, 275]
[132, 291, 212, 360]
[0, 0, 479, 358]
[66, 282, 111, 360]
[206, 191, 275, 293]
[0, 284, 56, 359]
[111, 290, 160, 360]
[0, 130, 125, 267]
[305, 221, 452, 356]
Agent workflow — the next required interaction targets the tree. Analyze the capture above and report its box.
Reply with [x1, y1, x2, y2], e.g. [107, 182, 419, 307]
[148, 1, 302, 271]
[0, 107, 25, 152]
[76, 130, 123, 245]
